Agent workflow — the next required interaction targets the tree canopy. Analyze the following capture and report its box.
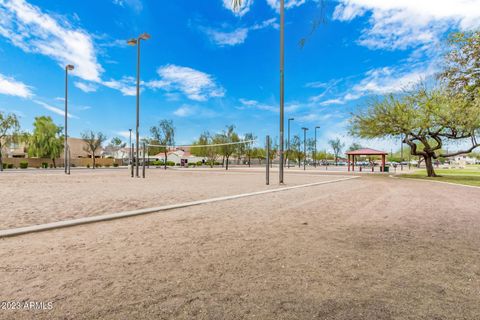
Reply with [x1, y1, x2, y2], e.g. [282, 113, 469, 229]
[0, 112, 20, 171]
[28, 116, 64, 167]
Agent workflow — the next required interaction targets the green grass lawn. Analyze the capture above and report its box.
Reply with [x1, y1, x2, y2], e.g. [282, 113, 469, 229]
[400, 165, 480, 187]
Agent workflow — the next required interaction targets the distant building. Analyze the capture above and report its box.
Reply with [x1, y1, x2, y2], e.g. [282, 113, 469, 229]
[451, 154, 479, 166]
[152, 148, 206, 164]
[0, 137, 104, 159]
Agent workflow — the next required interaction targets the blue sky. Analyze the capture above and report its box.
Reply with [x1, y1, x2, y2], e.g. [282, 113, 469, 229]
[1, 0, 479, 150]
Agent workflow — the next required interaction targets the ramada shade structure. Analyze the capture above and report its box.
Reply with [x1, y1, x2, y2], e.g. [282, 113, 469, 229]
[346, 148, 389, 172]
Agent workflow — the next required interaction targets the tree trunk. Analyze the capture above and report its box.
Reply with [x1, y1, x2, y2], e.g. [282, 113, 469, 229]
[92, 154, 96, 169]
[424, 155, 437, 177]
[164, 151, 167, 170]
[226, 156, 229, 170]
[222, 156, 225, 167]
[52, 158, 56, 168]
[248, 155, 251, 167]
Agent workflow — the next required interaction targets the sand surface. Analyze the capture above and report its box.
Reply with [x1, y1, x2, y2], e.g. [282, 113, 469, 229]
[1, 172, 479, 319]
[1, 168, 335, 229]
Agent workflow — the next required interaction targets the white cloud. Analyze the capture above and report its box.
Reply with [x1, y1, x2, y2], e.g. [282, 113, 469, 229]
[74, 81, 98, 93]
[223, 0, 254, 16]
[333, 0, 480, 50]
[0, 0, 103, 81]
[319, 98, 345, 106]
[33, 100, 77, 118]
[173, 105, 217, 118]
[173, 105, 195, 117]
[102, 77, 136, 96]
[203, 27, 249, 46]
[115, 130, 132, 139]
[147, 65, 225, 101]
[352, 65, 435, 96]
[266, 0, 307, 11]
[112, 0, 143, 13]
[201, 18, 276, 47]
[0, 73, 33, 98]
[239, 98, 258, 106]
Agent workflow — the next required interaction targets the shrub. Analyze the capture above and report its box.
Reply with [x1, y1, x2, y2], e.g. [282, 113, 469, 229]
[7, 164, 14, 169]
[1, 163, 6, 169]
[113, 163, 119, 167]
[96, 164, 102, 168]
[71, 163, 76, 167]
[49, 164, 53, 168]
[86, 164, 90, 168]
[104, 164, 111, 168]
[166, 161, 175, 166]
[196, 161, 203, 166]
[19, 161, 28, 169]
[214, 161, 221, 166]
[41, 162, 48, 169]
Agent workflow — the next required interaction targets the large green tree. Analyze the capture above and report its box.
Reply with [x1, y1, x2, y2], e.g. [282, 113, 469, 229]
[218, 125, 239, 170]
[439, 31, 480, 97]
[81, 131, 107, 168]
[150, 120, 175, 170]
[351, 88, 480, 177]
[328, 138, 344, 165]
[243, 133, 257, 167]
[0, 112, 20, 171]
[29, 116, 64, 168]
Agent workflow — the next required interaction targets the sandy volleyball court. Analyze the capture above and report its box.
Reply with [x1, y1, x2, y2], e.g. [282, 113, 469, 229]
[1, 168, 335, 229]
[1, 171, 479, 319]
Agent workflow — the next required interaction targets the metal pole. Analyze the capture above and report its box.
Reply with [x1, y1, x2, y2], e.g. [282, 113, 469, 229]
[266, 135, 270, 185]
[67, 146, 71, 175]
[64, 67, 68, 174]
[400, 134, 404, 171]
[131, 143, 134, 178]
[279, 0, 285, 184]
[142, 142, 146, 178]
[302, 127, 308, 171]
[129, 129, 132, 166]
[287, 118, 293, 168]
[314, 126, 320, 168]
[135, 38, 141, 178]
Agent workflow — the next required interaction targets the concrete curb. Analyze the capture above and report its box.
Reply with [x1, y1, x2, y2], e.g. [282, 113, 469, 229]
[0, 176, 360, 238]
[390, 175, 480, 189]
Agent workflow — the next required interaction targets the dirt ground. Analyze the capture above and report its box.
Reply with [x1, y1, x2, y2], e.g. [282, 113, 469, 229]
[1, 171, 479, 319]
[0, 168, 333, 229]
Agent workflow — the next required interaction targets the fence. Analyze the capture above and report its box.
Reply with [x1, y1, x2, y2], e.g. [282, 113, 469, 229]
[1, 157, 120, 168]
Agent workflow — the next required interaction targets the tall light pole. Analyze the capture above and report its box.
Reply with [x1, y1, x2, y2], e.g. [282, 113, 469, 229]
[287, 118, 294, 168]
[64, 64, 74, 175]
[314, 126, 320, 168]
[279, 0, 285, 183]
[128, 33, 151, 178]
[302, 127, 308, 171]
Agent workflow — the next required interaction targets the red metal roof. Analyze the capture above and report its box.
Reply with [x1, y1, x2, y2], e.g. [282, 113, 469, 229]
[346, 148, 388, 155]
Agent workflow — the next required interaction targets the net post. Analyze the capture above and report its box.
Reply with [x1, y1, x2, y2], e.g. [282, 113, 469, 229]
[67, 145, 71, 175]
[266, 135, 270, 185]
[142, 142, 146, 179]
[131, 143, 134, 178]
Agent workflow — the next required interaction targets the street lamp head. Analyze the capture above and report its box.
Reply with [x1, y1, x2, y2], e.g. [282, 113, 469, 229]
[316, 126, 320, 129]
[66, 64, 74, 71]
[127, 38, 138, 46]
[139, 33, 151, 40]
[289, 118, 294, 121]
[302, 127, 308, 131]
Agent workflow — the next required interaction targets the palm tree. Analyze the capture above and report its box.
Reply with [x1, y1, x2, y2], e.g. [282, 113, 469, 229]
[232, 0, 285, 183]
